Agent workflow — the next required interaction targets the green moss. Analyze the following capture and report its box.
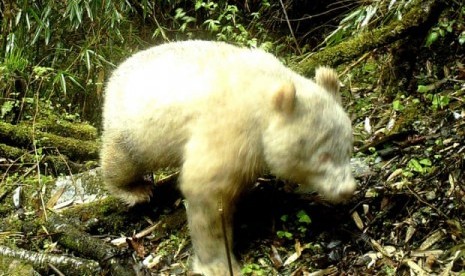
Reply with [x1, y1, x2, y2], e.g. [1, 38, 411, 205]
[0, 121, 99, 161]
[59, 197, 134, 233]
[295, 0, 441, 77]
[0, 257, 36, 276]
[29, 116, 98, 141]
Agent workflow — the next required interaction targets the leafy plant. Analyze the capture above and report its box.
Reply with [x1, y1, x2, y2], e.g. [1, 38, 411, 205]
[429, 94, 450, 110]
[242, 263, 265, 275]
[277, 230, 293, 240]
[324, 0, 413, 47]
[296, 210, 311, 233]
[0, 0, 145, 121]
[417, 84, 450, 111]
[277, 210, 312, 239]
[277, 214, 293, 239]
[425, 19, 455, 47]
[392, 99, 405, 111]
[425, 5, 465, 47]
[407, 158, 432, 174]
[194, 0, 273, 48]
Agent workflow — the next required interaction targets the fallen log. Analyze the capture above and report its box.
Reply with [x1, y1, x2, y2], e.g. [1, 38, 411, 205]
[25, 116, 98, 141]
[0, 245, 101, 275]
[46, 214, 137, 276]
[297, 0, 443, 76]
[0, 121, 99, 161]
[0, 143, 87, 174]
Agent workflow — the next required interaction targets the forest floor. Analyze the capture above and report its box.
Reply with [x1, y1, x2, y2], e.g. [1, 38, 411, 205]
[1, 38, 465, 276]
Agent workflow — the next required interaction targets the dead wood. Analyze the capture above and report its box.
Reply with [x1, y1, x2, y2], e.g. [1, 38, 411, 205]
[46, 214, 137, 276]
[0, 245, 101, 275]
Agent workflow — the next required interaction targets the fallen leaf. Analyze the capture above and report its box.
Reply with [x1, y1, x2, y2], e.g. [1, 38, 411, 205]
[270, 245, 283, 268]
[47, 186, 66, 209]
[351, 211, 364, 230]
[128, 237, 146, 258]
[418, 230, 444, 251]
[143, 254, 162, 269]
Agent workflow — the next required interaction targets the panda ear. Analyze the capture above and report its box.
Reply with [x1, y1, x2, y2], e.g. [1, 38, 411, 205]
[314, 66, 342, 104]
[272, 81, 296, 115]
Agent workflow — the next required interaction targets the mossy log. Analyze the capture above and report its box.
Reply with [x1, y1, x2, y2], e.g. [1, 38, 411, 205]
[46, 214, 136, 276]
[43, 197, 185, 275]
[297, 0, 443, 76]
[57, 174, 185, 235]
[0, 143, 86, 174]
[25, 116, 98, 141]
[0, 121, 99, 161]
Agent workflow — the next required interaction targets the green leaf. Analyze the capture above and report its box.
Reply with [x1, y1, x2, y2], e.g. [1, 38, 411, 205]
[1, 101, 14, 118]
[459, 33, 465, 45]
[277, 230, 293, 239]
[297, 210, 311, 224]
[408, 159, 424, 173]
[419, 158, 432, 166]
[439, 28, 445, 37]
[194, 0, 203, 10]
[392, 100, 404, 111]
[59, 73, 67, 95]
[417, 85, 429, 93]
[425, 31, 439, 47]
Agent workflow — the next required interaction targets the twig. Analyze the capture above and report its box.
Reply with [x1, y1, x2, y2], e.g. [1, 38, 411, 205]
[404, 184, 447, 219]
[339, 52, 371, 76]
[48, 263, 66, 276]
[219, 199, 234, 276]
[111, 221, 162, 247]
[32, 91, 48, 221]
[279, 0, 301, 54]
[152, 4, 170, 42]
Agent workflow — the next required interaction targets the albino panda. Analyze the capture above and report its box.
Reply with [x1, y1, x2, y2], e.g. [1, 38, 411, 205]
[100, 40, 356, 276]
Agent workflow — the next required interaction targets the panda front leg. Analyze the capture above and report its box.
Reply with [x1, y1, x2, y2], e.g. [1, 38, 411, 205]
[180, 140, 243, 275]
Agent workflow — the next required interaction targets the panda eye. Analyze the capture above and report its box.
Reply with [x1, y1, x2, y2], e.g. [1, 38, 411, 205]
[319, 152, 332, 163]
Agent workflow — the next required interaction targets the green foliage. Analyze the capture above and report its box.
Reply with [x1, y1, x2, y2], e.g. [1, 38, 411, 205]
[198, 1, 257, 47]
[169, 0, 276, 49]
[382, 264, 397, 276]
[425, 5, 465, 47]
[242, 263, 265, 275]
[277, 210, 312, 240]
[392, 99, 405, 112]
[0, 0, 285, 122]
[407, 158, 433, 174]
[417, 84, 450, 111]
[297, 210, 311, 224]
[324, 0, 413, 47]
[428, 94, 450, 110]
[425, 19, 454, 47]
[0, 0, 145, 121]
[276, 230, 293, 240]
